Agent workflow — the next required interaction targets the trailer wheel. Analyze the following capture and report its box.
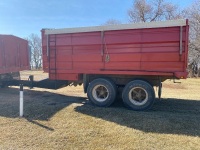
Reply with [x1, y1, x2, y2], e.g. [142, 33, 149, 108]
[122, 80, 155, 111]
[87, 78, 117, 107]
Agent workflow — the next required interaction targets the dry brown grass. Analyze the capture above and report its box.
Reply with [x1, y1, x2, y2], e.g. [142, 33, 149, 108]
[0, 71, 200, 150]
[20, 70, 48, 81]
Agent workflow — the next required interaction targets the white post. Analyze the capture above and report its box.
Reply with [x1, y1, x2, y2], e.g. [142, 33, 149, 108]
[19, 84, 24, 117]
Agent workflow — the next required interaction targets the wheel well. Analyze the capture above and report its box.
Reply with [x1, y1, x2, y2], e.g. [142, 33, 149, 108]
[83, 74, 116, 93]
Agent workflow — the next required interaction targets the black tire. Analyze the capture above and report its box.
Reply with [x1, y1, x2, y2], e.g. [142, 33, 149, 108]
[122, 80, 155, 111]
[87, 78, 117, 107]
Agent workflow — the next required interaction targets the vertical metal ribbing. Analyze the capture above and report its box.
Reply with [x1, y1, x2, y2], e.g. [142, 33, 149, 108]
[48, 34, 57, 81]
[101, 31, 104, 57]
[48, 34, 50, 75]
[180, 26, 183, 55]
[47, 34, 49, 57]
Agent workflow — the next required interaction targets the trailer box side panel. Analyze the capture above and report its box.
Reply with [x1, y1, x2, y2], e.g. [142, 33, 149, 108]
[42, 19, 189, 80]
[0, 35, 29, 74]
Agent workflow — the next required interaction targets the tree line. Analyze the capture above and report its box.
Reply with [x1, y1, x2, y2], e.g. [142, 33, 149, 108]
[28, 0, 200, 77]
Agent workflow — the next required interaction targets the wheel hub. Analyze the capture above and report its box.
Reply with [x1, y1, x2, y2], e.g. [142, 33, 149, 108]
[129, 87, 148, 106]
[92, 85, 109, 102]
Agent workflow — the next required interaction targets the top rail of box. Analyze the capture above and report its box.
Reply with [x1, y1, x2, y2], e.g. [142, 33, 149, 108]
[44, 19, 187, 35]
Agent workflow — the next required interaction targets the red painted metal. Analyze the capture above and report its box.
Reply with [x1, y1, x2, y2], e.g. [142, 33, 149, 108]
[41, 20, 189, 81]
[0, 35, 29, 74]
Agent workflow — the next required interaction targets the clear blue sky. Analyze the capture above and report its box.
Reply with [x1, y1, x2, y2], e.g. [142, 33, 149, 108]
[0, 0, 195, 38]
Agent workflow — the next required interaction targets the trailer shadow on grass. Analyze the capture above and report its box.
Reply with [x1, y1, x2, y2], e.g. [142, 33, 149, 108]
[75, 98, 200, 137]
[0, 87, 87, 131]
[1, 87, 200, 136]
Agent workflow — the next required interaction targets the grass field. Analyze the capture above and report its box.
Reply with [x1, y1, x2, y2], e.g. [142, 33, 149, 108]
[0, 71, 200, 150]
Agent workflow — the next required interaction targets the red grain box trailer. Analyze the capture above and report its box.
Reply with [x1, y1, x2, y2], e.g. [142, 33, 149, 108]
[41, 19, 189, 110]
[0, 35, 29, 85]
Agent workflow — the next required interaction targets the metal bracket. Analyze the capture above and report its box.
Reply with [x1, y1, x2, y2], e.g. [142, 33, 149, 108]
[83, 74, 89, 93]
[28, 75, 34, 89]
[105, 54, 110, 63]
[173, 78, 181, 83]
[158, 77, 162, 100]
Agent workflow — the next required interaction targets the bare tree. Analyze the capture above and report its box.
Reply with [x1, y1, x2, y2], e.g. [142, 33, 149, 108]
[128, 0, 200, 77]
[128, 0, 181, 22]
[185, 0, 200, 77]
[27, 34, 42, 70]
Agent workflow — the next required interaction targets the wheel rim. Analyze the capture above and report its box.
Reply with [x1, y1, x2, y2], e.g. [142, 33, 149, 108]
[128, 87, 148, 106]
[92, 85, 109, 102]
